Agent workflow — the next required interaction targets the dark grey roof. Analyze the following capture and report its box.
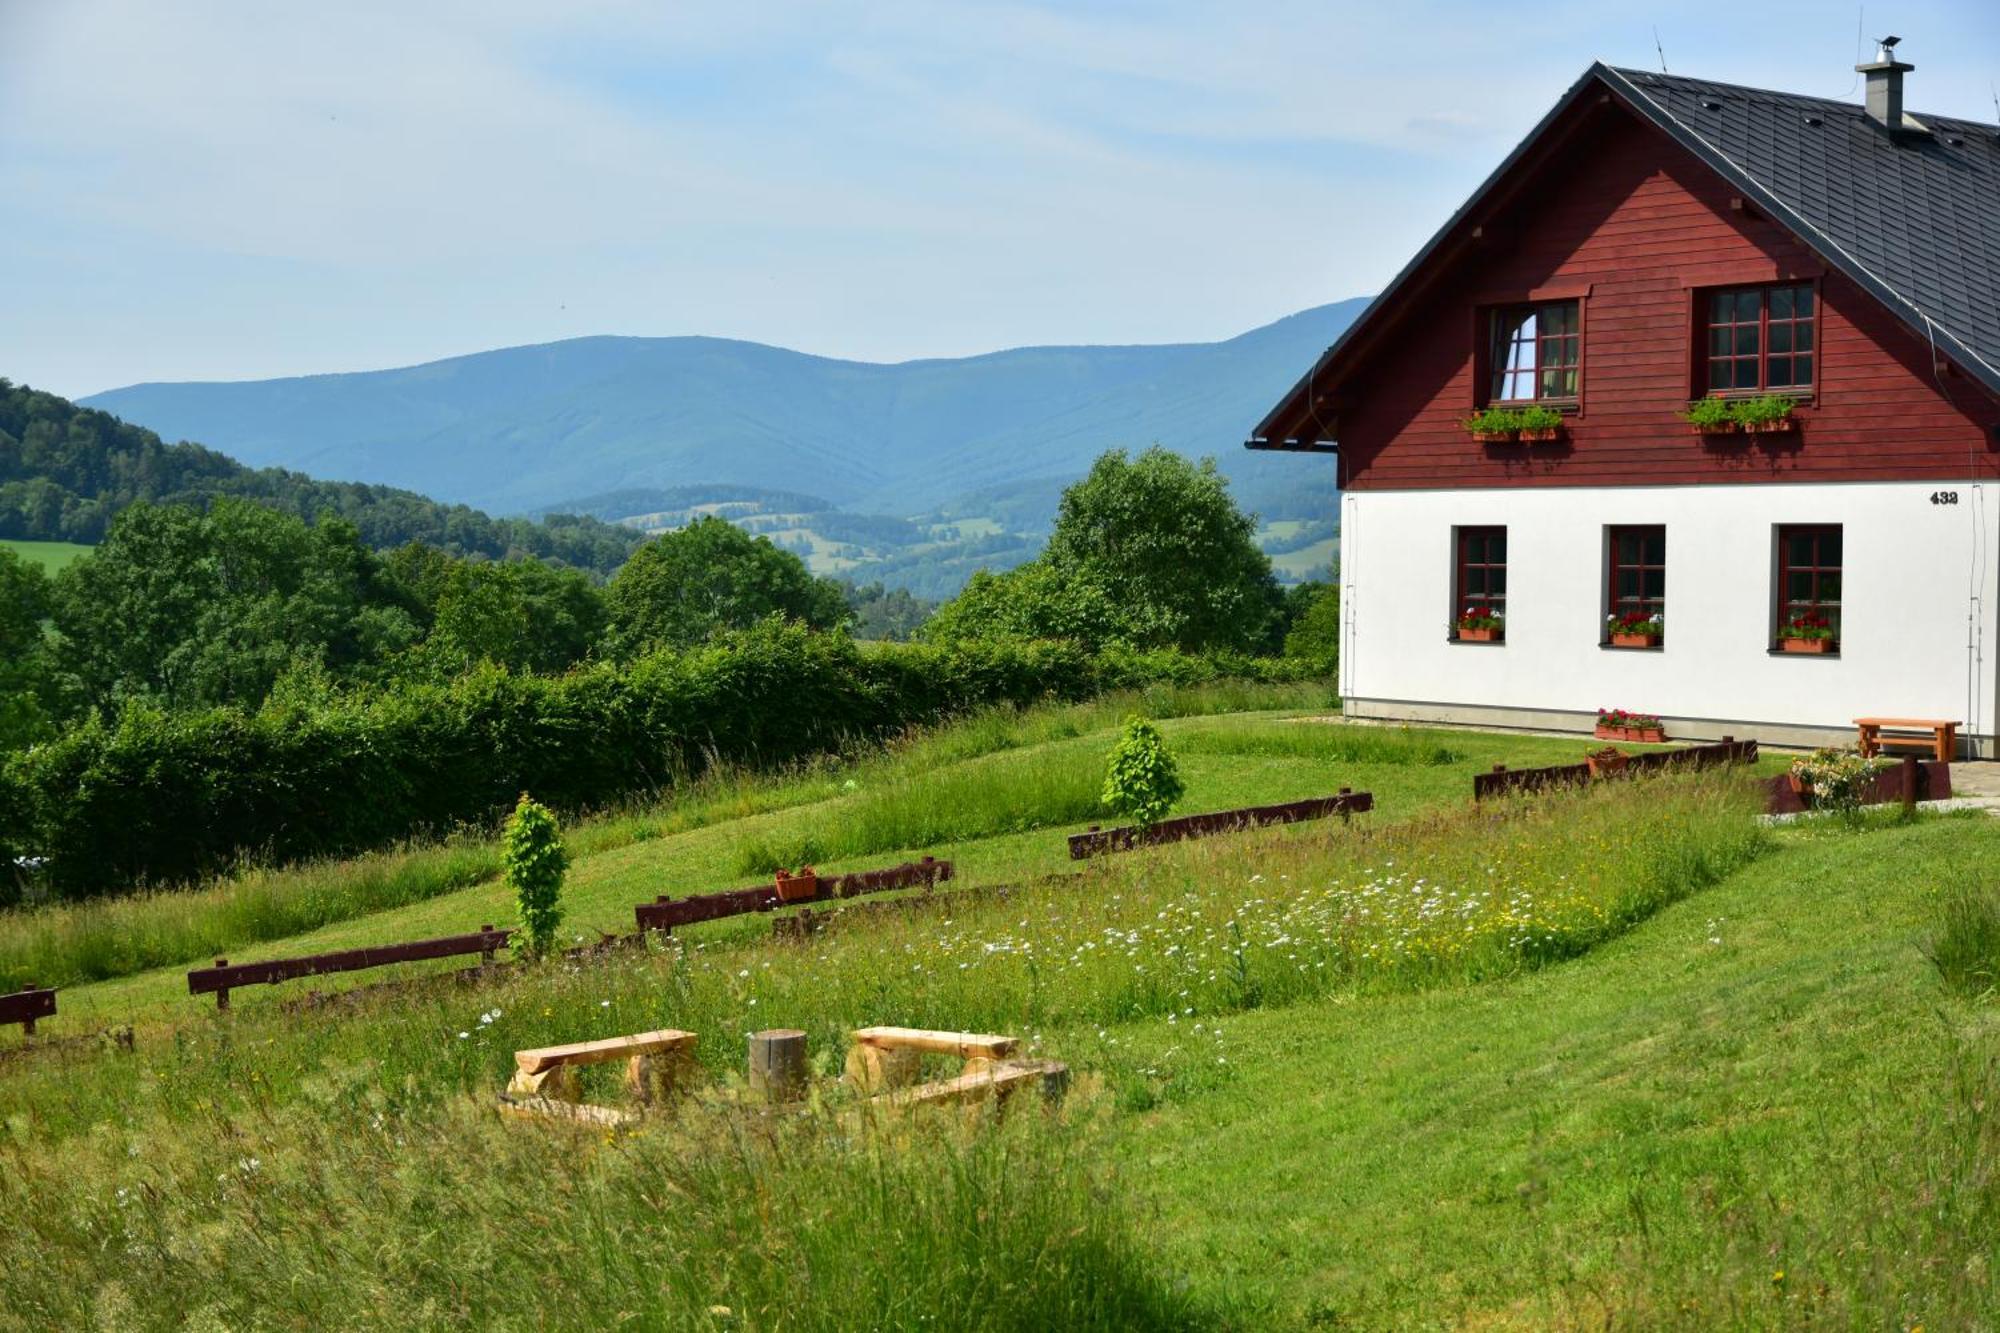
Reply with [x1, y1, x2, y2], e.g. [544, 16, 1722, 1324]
[1250, 60, 2000, 446]
[1604, 64, 2000, 396]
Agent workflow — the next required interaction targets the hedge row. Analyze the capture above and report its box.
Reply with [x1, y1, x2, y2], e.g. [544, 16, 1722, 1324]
[1, 623, 1321, 899]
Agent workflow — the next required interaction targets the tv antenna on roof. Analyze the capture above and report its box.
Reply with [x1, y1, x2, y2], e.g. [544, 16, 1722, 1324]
[1652, 26, 1668, 74]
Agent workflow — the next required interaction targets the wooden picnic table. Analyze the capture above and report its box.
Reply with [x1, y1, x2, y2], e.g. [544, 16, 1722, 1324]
[1855, 717, 1960, 763]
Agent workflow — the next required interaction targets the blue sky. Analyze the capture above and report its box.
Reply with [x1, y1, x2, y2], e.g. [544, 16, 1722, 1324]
[3, 0, 1996, 398]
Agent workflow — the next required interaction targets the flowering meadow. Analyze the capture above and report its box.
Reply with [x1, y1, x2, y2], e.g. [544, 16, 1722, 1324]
[0, 764, 1775, 1327]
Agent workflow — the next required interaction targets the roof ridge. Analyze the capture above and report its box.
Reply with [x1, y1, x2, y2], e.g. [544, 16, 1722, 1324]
[1609, 64, 2000, 134]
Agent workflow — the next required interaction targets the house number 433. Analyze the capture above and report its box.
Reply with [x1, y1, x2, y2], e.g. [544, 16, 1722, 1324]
[1931, 490, 1960, 504]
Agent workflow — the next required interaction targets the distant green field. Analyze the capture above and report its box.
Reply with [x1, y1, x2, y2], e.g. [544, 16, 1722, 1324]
[1269, 535, 1338, 581]
[0, 539, 91, 572]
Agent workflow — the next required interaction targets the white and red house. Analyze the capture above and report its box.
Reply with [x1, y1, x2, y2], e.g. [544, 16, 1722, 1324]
[1250, 47, 2000, 754]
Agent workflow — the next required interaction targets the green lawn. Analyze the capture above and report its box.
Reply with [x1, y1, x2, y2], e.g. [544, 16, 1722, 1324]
[1123, 814, 2000, 1326]
[4, 698, 1968, 1329]
[0, 538, 91, 572]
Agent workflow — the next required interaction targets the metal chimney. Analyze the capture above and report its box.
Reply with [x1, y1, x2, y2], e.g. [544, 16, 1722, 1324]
[1854, 36, 1916, 134]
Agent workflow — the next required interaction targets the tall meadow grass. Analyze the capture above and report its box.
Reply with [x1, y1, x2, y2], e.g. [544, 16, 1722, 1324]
[0, 1094, 1208, 1330]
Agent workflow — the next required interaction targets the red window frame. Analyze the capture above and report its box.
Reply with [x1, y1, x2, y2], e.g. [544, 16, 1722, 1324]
[1488, 300, 1581, 404]
[1776, 524, 1842, 642]
[1703, 283, 1815, 393]
[1606, 526, 1665, 633]
[1456, 526, 1506, 630]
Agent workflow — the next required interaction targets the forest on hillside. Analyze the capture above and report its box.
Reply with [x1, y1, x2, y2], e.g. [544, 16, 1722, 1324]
[0, 380, 645, 573]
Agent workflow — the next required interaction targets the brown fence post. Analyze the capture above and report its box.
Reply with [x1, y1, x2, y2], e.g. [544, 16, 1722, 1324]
[479, 925, 497, 967]
[20, 983, 36, 1037]
[1902, 754, 1920, 812]
[213, 960, 229, 1010]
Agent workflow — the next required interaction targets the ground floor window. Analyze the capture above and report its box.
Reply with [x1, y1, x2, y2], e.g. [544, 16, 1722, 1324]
[1454, 526, 1506, 639]
[1605, 525, 1665, 644]
[1776, 524, 1841, 648]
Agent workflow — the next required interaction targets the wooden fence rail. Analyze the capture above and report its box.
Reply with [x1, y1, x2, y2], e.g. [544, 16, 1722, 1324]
[635, 858, 955, 934]
[0, 984, 56, 1036]
[187, 925, 513, 1009]
[1473, 738, 1759, 801]
[1066, 790, 1374, 860]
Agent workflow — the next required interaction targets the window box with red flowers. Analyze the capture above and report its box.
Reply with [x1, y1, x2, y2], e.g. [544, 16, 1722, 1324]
[1456, 608, 1504, 643]
[1604, 610, 1663, 649]
[1594, 708, 1666, 744]
[1777, 611, 1836, 655]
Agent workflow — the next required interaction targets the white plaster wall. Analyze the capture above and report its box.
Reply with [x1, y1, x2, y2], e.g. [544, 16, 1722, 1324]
[1339, 480, 2000, 740]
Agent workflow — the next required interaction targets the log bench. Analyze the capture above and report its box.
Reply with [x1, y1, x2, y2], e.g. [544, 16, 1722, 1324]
[187, 925, 511, 1009]
[505, 1028, 698, 1110]
[845, 1025, 1066, 1109]
[0, 984, 55, 1037]
[1855, 717, 1961, 763]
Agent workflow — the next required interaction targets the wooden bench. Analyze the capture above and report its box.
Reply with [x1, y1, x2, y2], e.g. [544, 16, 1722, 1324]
[188, 925, 512, 1009]
[505, 1028, 698, 1107]
[845, 1025, 1065, 1109]
[0, 984, 55, 1037]
[1856, 718, 1960, 763]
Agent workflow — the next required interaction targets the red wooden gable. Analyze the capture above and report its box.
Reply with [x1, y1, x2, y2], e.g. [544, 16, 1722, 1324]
[1257, 76, 2000, 491]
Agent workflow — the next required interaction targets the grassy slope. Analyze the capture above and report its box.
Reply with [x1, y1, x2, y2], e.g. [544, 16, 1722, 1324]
[0, 729, 1989, 1325]
[0, 538, 90, 572]
[1124, 815, 2000, 1327]
[34, 714, 1668, 1024]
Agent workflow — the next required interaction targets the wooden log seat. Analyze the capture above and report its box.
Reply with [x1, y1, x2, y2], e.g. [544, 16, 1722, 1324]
[1855, 717, 1960, 763]
[507, 1028, 697, 1105]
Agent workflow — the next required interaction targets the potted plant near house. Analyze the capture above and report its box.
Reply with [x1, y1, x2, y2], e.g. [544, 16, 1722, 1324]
[1605, 610, 1664, 648]
[1787, 746, 1887, 809]
[1516, 404, 1567, 443]
[1681, 395, 1739, 437]
[1585, 746, 1629, 779]
[1463, 407, 1524, 444]
[774, 865, 819, 904]
[1456, 607, 1505, 642]
[1777, 611, 1836, 654]
[1734, 393, 1799, 434]
[1595, 708, 1666, 743]
[1681, 393, 1800, 438]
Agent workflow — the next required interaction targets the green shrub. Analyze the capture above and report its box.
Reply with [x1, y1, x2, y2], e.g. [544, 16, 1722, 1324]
[502, 794, 566, 958]
[4, 624, 1319, 898]
[1102, 717, 1184, 830]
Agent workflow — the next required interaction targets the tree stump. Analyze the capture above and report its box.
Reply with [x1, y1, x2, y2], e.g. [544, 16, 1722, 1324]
[748, 1029, 808, 1102]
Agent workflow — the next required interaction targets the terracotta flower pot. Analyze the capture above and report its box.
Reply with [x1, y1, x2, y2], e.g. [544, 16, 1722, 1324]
[1518, 426, 1564, 443]
[1691, 420, 1740, 436]
[1470, 430, 1518, 444]
[1457, 627, 1503, 642]
[774, 867, 819, 904]
[1610, 632, 1661, 649]
[1596, 723, 1666, 744]
[1786, 772, 1810, 796]
[1586, 748, 1629, 779]
[1750, 416, 1798, 434]
[1780, 638, 1834, 655]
